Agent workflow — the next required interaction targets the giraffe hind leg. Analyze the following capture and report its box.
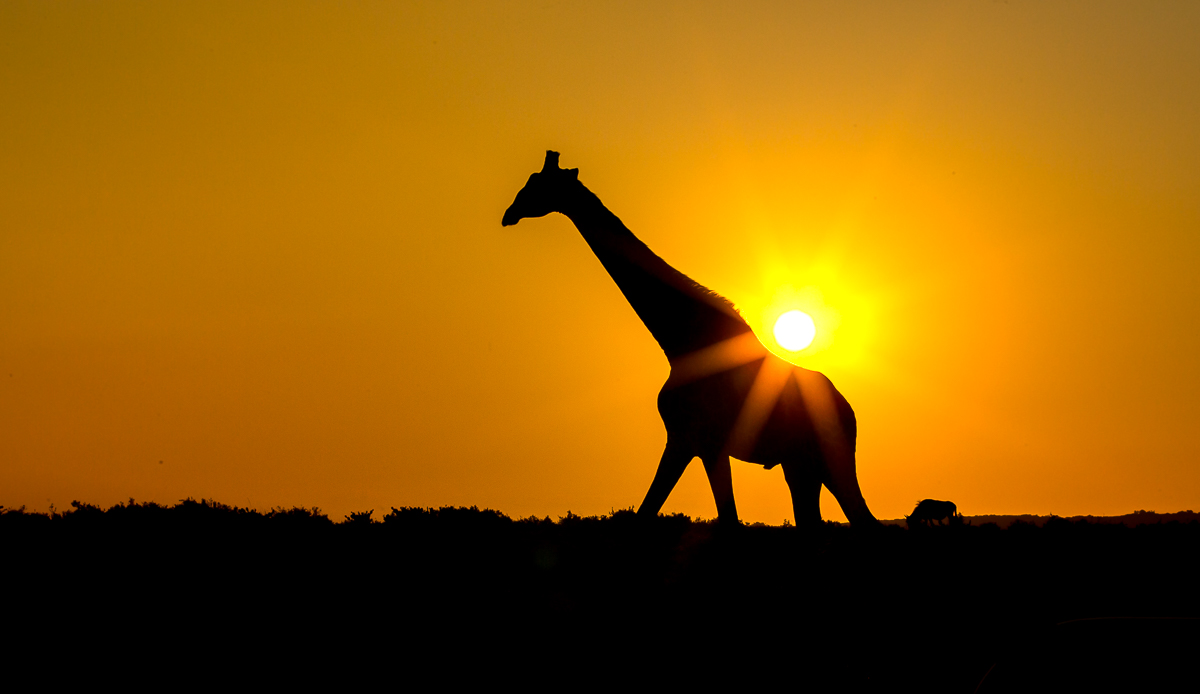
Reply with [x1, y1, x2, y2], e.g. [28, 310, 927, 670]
[821, 448, 880, 527]
[782, 461, 822, 526]
[701, 454, 739, 525]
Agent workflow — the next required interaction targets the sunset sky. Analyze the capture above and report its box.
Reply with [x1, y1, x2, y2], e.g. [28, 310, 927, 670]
[3, 1, 1198, 522]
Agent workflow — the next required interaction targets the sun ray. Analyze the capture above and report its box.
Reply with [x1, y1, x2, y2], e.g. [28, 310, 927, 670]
[663, 331, 768, 389]
[725, 355, 793, 456]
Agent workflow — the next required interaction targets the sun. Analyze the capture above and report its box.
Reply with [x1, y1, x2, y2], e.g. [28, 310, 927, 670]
[773, 310, 816, 351]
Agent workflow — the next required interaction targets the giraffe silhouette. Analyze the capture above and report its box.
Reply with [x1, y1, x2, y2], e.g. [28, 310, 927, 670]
[503, 151, 878, 527]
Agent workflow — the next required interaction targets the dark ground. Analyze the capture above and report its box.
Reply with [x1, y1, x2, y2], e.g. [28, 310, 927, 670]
[4, 501, 1198, 691]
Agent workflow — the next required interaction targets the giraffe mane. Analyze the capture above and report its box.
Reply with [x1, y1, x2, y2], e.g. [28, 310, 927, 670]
[612, 219, 749, 326]
[683, 276, 747, 323]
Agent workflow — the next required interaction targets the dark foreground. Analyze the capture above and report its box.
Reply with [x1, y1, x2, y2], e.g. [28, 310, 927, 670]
[5, 501, 1198, 691]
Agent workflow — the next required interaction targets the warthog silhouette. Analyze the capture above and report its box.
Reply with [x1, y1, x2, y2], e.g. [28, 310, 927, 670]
[905, 499, 959, 527]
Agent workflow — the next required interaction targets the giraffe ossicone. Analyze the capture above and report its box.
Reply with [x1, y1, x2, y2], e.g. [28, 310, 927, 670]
[503, 151, 879, 527]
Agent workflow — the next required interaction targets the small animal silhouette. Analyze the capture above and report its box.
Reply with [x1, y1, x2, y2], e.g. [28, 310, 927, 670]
[905, 499, 959, 527]
[503, 151, 879, 527]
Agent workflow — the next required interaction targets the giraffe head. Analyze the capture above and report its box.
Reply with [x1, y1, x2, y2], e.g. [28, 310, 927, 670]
[501, 150, 580, 226]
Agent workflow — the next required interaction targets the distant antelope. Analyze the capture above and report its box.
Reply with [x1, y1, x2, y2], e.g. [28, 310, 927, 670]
[502, 151, 878, 527]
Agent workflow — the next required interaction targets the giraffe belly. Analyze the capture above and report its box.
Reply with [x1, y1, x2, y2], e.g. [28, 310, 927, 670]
[657, 359, 826, 465]
[657, 361, 756, 456]
[742, 371, 825, 465]
[662, 360, 840, 468]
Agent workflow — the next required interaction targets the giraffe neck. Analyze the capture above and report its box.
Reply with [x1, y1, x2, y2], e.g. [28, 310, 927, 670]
[558, 185, 752, 362]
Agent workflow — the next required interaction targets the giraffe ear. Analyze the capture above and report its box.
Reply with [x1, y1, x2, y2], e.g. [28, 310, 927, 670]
[566, 168, 579, 180]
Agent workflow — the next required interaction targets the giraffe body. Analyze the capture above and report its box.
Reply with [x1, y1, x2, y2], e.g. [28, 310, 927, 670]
[503, 151, 878, 527]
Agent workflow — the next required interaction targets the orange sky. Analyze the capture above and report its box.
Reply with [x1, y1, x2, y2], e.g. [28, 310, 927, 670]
[3, 1, 1198, 522]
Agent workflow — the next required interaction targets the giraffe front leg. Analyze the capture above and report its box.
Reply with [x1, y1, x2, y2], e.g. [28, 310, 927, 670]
[701, 454, 739, 525]
[637, 439, 693, 519]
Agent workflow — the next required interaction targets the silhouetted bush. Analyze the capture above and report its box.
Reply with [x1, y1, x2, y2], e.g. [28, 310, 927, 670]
[344, 510, 375, 525]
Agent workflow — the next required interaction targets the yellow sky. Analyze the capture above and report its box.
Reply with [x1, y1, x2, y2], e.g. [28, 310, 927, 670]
[3, 1, 1198, 522]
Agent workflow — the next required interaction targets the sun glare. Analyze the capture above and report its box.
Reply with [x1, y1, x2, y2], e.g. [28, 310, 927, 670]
[773, 310, 816, 351]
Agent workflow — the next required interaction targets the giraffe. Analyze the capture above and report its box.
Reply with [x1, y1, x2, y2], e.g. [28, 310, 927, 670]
[502, 151, 878, 528]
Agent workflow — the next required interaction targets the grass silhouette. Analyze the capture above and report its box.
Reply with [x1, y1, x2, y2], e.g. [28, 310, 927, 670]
[4, 500, 1197, 691]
